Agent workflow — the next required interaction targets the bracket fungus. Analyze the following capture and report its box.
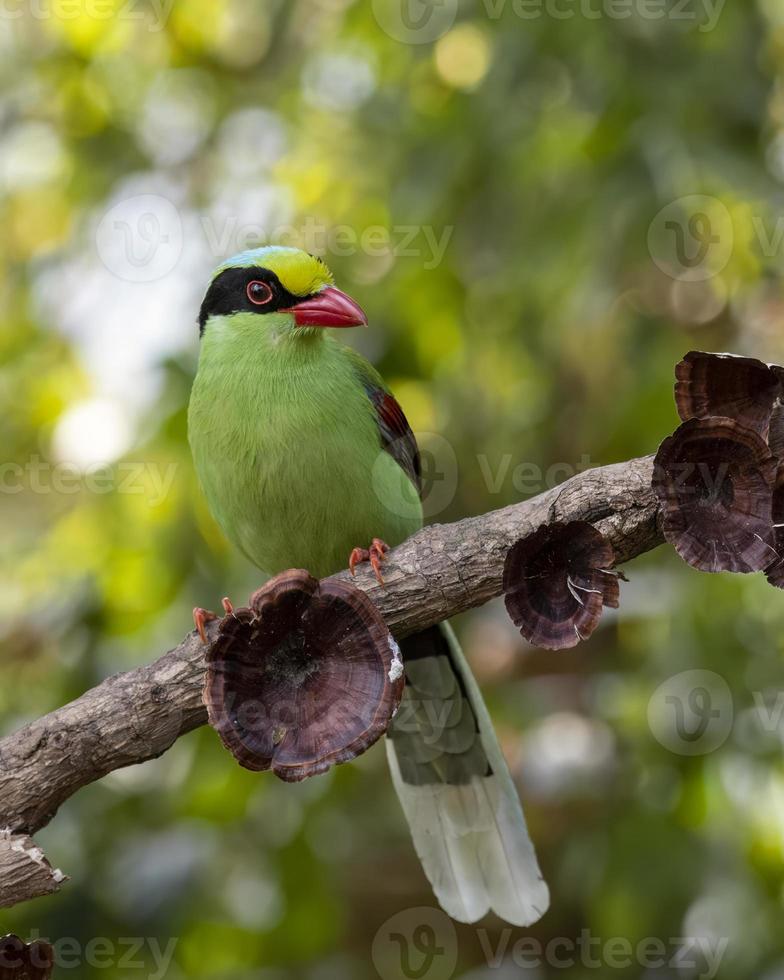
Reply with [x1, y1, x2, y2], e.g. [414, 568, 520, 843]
[769, 404, 784, 462]
[652, 416, 777, 574]
[0, 935, 54, 979]
[766, 470, 784, 589]
[675, 350, 782, 438]
[203, 570, 404, 782]
[502, 521, 621, 650]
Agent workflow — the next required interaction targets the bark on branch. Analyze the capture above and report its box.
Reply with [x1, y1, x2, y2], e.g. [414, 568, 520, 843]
[0, 831, 66, 910]
[0, 453, 661, 909]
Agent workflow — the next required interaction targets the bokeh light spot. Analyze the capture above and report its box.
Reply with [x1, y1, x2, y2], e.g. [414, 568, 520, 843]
[434, 24, 492, 91]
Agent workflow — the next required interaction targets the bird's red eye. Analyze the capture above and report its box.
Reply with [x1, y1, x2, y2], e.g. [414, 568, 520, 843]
[247, 280, 273, 306]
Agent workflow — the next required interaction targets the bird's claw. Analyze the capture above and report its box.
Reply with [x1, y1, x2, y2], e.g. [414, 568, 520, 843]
[193, 597, 234, 644]
[349, 538, 390, 585]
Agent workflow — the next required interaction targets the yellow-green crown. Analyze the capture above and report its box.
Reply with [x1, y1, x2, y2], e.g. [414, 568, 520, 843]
[214, 246, 334, 298]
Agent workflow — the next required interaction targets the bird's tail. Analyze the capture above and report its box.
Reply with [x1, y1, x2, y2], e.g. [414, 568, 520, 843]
[386, 622, 549, 926]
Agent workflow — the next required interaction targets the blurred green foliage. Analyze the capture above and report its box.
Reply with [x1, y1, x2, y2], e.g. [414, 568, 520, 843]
[3, 0, 784, 978]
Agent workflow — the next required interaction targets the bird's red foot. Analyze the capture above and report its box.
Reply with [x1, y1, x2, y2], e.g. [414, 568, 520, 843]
[193, 597, 234, 644]
[349, 538, 390, 585]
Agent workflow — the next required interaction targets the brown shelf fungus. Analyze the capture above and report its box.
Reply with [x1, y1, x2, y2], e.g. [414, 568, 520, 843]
[0, 935, 54, 979]
[765, 469, 784, 589]
[203, 570, 405, 782]
[502, 521, 621, 650]
[674, 350, 782, 438]
[769, 404, 784, 462]
[652, 417, 778, 574]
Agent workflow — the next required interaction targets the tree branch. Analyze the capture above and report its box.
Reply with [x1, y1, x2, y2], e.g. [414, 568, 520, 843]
[0, 453, 661, 908]
[0, 831, 66, 910]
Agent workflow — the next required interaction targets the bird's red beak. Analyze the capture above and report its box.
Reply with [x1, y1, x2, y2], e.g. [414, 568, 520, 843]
[282, 286, 368, 328]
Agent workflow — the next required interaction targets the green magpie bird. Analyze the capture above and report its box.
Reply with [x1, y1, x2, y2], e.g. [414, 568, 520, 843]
[188, 246, 549, 926]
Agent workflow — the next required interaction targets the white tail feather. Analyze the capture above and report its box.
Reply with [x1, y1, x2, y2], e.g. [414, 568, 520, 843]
[386, 622, 549, 926]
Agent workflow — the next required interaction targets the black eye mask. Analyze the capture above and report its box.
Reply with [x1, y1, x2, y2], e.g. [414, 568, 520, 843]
[198, 266, 314, 335]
